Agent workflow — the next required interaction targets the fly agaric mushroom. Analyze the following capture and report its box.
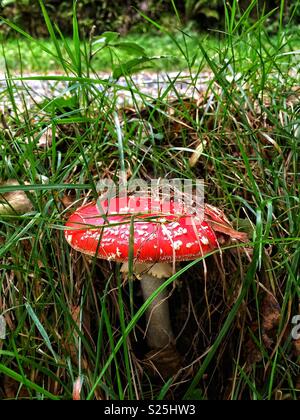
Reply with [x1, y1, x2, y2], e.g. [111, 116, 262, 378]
[64, 195, 247, 372]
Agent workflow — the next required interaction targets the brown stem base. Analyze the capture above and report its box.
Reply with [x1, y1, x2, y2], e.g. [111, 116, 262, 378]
[143, 345, 182, 379]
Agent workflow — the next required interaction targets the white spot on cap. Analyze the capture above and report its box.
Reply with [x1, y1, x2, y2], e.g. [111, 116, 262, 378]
[67, 234, 73, 243]
[173, 227, 188, 237]
[82, 231, 93, 238]
[169, 222, 180, 229]
[107, 228, 119, 236]
[92, 232, 101, 241]
[171, 240, 183, 250]
[201, 237, 209, 245]
[186, 242, 193, 249]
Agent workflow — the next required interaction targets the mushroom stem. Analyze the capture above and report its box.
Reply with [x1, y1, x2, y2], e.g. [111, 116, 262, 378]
[140, 274, 174, 349]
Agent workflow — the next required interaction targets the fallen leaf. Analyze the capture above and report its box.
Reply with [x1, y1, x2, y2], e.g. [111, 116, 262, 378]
[204, 204, 249, 242]
[189, 140, 207, 167]
[262, 296, 281, 330]
[37, 127, 53, 148]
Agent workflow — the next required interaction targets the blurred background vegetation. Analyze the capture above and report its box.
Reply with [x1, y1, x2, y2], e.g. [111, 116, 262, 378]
[1, 0, 299, 37]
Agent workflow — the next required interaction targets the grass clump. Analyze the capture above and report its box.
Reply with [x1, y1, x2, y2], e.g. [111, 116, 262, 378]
[0, 0, 299, 400]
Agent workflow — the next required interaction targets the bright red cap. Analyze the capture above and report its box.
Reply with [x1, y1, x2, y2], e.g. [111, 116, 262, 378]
[64, 196, 219, 263]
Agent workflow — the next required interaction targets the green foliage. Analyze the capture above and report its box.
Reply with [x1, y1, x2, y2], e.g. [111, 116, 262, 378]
[0, 0, 166, 36]
[1, 0, 299, 37]
[183, 0, 222, 21]
[1, 1, 160, 81]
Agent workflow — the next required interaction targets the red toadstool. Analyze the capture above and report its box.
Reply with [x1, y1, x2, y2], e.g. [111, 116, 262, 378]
[65, 195, 247, 371]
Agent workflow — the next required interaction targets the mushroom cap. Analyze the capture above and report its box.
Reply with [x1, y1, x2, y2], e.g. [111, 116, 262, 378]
[65, 196, 218, 263]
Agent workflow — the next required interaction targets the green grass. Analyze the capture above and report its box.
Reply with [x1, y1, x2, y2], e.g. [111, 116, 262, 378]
[0, 0, 300, 400]
[1, 28, 300, 74]
[0, 32, 200, 73]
